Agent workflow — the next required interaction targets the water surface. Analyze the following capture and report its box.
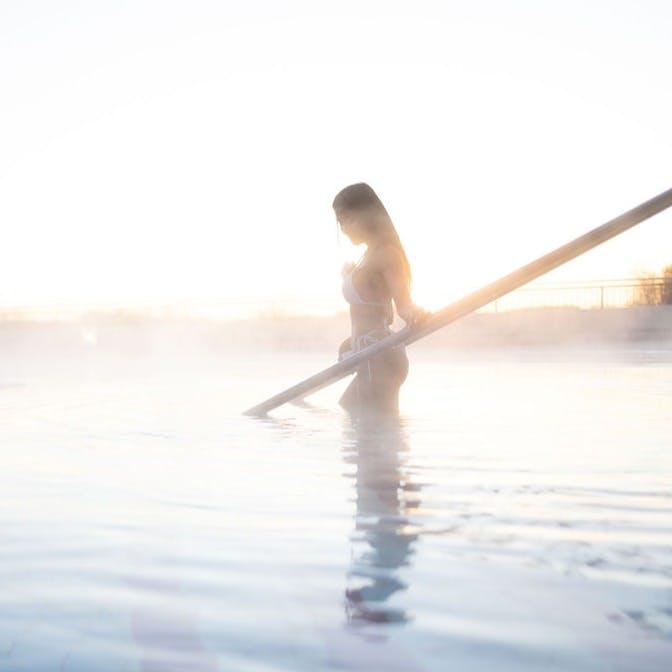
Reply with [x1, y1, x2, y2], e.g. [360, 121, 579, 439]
[1, 334, 671, 671]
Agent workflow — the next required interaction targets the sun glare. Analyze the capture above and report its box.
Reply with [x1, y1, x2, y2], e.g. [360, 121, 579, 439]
[1, 2, 671, 315]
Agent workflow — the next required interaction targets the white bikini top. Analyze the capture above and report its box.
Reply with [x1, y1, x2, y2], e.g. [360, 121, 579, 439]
[342, 260, 393, 322]
[342, 271, 372, 305]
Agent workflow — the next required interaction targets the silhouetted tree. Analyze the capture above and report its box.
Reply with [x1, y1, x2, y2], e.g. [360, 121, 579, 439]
[636, 272, 662, 305]
[636, 266, 672, 305]
[662, 265, 672, 305]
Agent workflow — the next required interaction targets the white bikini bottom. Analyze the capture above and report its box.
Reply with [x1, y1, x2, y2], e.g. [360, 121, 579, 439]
[339, 329, 406, 383]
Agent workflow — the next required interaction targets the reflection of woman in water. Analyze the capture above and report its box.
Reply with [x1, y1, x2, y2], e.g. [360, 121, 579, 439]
[333, 183, 425, 415]
[343, 415, 421, 625]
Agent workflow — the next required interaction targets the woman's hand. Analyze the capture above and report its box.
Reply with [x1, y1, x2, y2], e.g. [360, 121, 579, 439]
[338, 337, 353, 361]
[401, 304, 431, 326]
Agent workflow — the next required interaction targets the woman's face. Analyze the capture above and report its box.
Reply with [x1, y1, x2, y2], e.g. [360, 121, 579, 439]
[337, 210, 368, 245]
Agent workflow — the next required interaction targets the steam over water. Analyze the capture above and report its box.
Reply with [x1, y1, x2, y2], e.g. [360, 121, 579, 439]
[1, 323, 671, 671]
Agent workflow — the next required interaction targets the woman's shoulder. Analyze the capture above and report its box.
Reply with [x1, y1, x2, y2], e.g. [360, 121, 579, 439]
[368, 243, 405, 269]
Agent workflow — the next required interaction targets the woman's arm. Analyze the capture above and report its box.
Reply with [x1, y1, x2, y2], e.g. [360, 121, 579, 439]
[379, 246, 428, 325]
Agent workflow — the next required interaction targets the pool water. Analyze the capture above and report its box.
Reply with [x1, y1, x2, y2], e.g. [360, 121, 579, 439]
[1, 333, 671, 671]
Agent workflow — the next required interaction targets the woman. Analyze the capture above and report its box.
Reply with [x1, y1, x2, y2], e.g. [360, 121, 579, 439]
[333, 183, 426, 415]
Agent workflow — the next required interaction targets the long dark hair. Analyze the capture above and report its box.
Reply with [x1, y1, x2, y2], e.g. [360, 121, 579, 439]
[332, 183, 411, 283]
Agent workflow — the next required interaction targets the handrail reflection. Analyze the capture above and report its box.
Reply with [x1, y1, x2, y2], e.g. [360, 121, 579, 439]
[342, 413, 422, 626]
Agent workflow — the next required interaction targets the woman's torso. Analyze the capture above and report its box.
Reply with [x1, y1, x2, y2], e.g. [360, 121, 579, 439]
[342, 253, 393, 340]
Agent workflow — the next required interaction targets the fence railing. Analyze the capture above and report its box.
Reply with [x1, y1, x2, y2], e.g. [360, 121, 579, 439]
[491, 276, 670, 312]
[1, 277, 670, 322]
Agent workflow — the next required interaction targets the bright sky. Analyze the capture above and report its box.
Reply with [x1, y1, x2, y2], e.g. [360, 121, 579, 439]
[2, 0, 671, 313]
